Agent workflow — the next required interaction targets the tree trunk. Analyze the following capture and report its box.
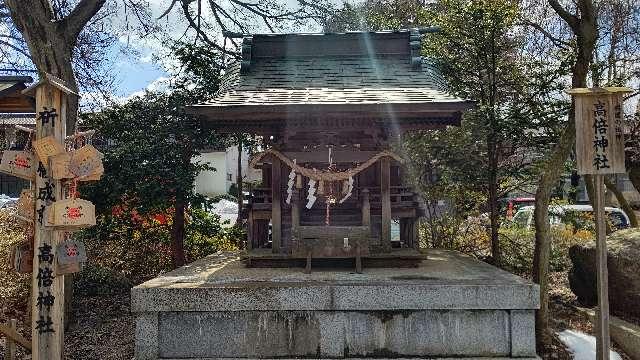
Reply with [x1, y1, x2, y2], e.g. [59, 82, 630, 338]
[171, 195, 187, 268]
[604, 176, 638, 227]
[629, 166, 640, 194]
[488, 173, 501, 266]
[531, 110, 575, 348]
[236, 136, 243, 226]
[5, 0, 104, 134]
[532, 0, 597, 350]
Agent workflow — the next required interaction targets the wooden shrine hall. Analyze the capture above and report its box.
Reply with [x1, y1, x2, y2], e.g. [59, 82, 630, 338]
[188, 30, 472, 270]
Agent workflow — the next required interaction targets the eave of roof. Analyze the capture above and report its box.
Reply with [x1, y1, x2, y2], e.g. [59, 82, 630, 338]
[188, 101, 473, 121]
[0, 76, 33, 98]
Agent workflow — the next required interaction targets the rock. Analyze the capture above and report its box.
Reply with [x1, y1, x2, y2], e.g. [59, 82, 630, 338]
[569, 228, 640, 317]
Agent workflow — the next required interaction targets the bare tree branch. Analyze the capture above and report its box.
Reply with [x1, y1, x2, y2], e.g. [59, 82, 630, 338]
[63, 0, 107, 41]
[179, 0, 238, 57]
[517, 20, 570, 48]
[158, 0, 179, 19]
[0, 39, 30, 57]
[548, 0, 579, 30]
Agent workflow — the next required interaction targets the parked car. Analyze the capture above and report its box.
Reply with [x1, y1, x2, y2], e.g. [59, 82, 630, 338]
[501, 197, 536, 220]
[208, 199, 238, 227]
[512, 205, 630, 232]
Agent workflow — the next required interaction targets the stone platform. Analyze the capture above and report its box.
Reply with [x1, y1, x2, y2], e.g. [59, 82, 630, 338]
[131, 250, 540, 360]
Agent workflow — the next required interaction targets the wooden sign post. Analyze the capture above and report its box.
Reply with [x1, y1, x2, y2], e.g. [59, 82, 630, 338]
[23, 74, 78, 360]
[569, 86, 632, 360]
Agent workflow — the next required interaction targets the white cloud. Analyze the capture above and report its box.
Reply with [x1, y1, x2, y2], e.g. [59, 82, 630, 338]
[80, 76, 172, 111]
[127, 76, 172, 99]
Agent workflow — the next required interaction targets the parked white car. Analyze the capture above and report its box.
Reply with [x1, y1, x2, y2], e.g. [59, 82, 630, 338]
[512, 204, 630, 231]
[209, 199, 238, 227]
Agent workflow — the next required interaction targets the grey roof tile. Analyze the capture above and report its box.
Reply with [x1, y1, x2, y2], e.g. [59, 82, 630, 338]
[194, 32, 467, 110]
[201, 57, 460, 107]
[0, 113, 35, 125]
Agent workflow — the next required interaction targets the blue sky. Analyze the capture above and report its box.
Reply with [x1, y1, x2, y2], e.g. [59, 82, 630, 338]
[101, 0, 328, 102]
[112, 53, 167, 98]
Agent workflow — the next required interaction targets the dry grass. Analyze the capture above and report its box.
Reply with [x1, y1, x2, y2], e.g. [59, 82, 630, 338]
[0, 210, 31, 357]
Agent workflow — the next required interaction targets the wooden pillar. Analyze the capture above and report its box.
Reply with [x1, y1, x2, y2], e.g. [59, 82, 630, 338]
[4, 319, 17, 360]
[380, 157, 391, 250]
[247, 208, 254, 250]
[412, 218, 420, 250]
[271, 158, 281, 253]
[361, 188, 370, 227]
[29, 77, 74, 360]
[291, 190, 300, 235]
[594, 175, 611, 360]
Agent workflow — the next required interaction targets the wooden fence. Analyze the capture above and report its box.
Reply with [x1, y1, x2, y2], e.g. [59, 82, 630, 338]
[1, 319, 31, 359]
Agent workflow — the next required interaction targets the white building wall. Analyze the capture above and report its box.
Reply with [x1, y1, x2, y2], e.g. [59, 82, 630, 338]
[193, 151, 227, 196]
[225, 146, 262, 190]
[194, 147, 262, 197]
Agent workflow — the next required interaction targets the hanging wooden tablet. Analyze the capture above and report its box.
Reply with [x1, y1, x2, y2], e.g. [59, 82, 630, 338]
[69, 144, 103, 178]
[0, 150, 36, 180]
[49, 153, 73, 180]
[50, 198, 96, 229]
[11, 242, 33, 274]
[33, 136, 65, 165]
[17, 189, 35, 220]
[55, 240, 86, 275]
[78, 163, 103, 181]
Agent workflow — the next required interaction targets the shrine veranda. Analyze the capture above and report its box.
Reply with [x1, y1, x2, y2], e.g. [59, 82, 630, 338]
[133, 30, 540, 359]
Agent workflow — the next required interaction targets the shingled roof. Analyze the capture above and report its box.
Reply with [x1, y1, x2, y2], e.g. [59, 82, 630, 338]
[188, 30, 472, 125]
[0, 76, 35, 113]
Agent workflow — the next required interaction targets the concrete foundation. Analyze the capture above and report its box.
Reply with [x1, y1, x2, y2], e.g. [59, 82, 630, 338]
[132, 250, 540, 359]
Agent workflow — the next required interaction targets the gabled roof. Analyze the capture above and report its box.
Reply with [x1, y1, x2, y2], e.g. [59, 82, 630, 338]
[0, 76, 33, 97]
[0, 76, 35, 113]
[188, 30, 473, 127]
[23, 73, 77, 97]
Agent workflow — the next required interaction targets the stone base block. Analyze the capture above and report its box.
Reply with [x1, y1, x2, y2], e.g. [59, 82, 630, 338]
[132, 250, 540, 359]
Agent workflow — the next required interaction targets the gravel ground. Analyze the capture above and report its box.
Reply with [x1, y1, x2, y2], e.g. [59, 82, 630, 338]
[0, 293, 134, 360]
[64, 294, 135, 360]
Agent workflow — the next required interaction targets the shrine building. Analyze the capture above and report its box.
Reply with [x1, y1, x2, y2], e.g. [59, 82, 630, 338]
[133, 30, 539, 360]
[189, 30, 472, 267]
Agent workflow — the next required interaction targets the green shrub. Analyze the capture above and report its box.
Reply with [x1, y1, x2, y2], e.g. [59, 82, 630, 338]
[75, 213, 173, 285]
[73, 264, 133, 296]
[75, 204, 241, 286]
[185, 208, 241, 260]
[420, 213, 594, 274]
[499, 226, 593, 274]
[419, 214, 490, 258]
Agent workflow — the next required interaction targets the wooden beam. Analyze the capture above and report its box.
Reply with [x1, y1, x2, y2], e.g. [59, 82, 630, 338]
[380, 157, 391, 251]
[283, 151, 379, 163]
[1, 320, 32, 351]
[291, 190, 300, 234]
[271, 158, 281, 253]
[361, 188, 370, 227]
[247, 209, 254, 250]
[412, 218, 419, 250]
[32, 82, 66, 360]
[594, 175, 611, 360]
